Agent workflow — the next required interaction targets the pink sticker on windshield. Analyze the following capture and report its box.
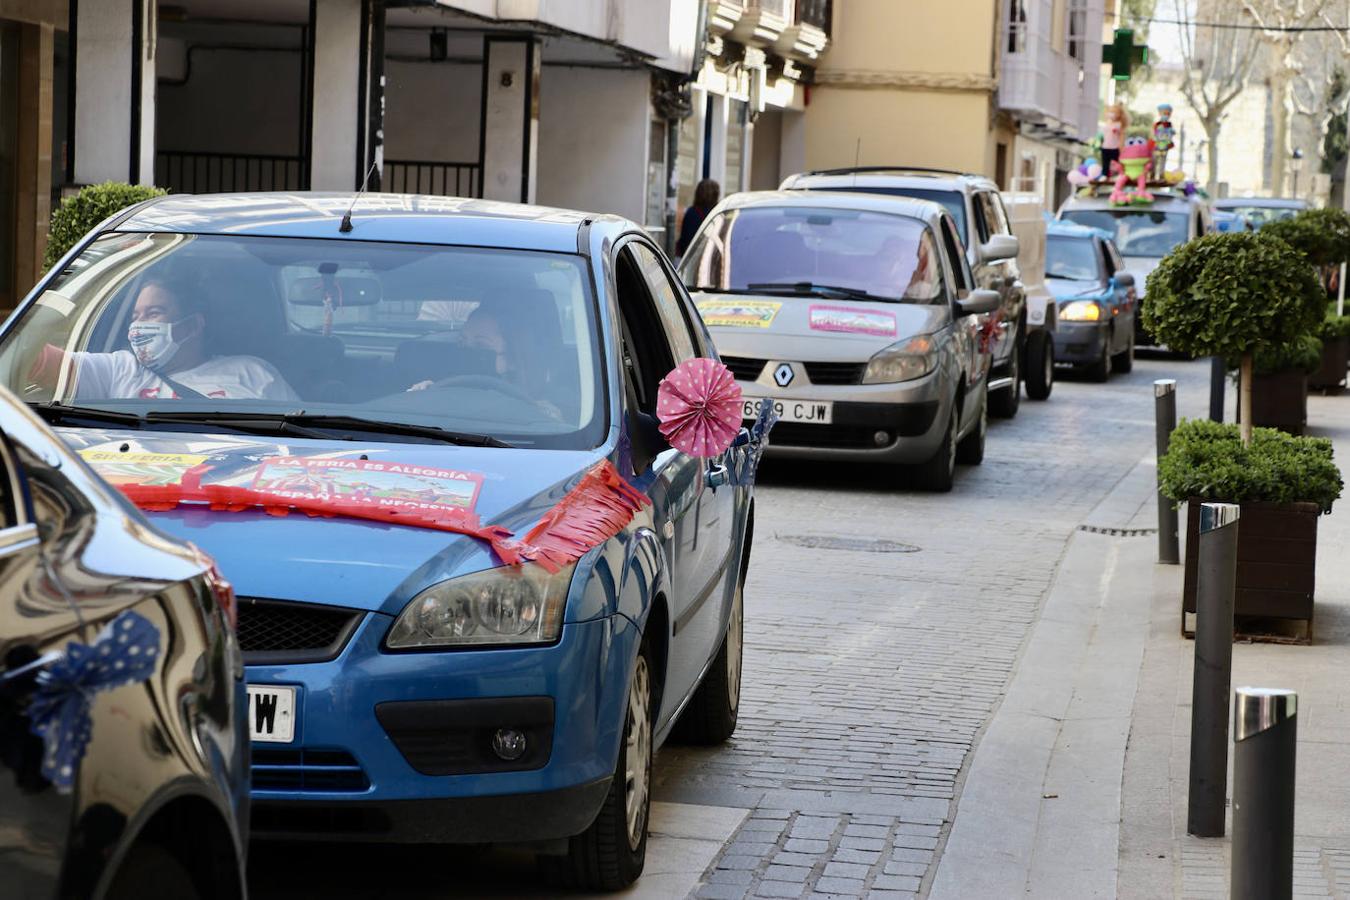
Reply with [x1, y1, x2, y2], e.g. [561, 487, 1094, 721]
[809, 305, 898, 337]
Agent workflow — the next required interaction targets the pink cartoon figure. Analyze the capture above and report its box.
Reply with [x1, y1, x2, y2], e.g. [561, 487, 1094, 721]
[1109, 135, 1155, 206]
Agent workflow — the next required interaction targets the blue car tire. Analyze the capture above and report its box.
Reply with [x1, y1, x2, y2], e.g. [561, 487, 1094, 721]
[673, 556, 745, 745]
[563, 636, 654, 890]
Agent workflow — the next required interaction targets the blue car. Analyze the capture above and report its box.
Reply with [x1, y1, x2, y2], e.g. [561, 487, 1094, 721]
[0, 193, 755, 890]
[1045, 221, 1138, 381]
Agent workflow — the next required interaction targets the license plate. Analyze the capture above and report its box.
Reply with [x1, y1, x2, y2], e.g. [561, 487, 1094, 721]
[247, 685, 297, 744]
[742, 397, 833, 424]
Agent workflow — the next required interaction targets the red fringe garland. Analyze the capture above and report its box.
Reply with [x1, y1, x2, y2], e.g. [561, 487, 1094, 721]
[110, 459, 648, 572]
[116, 462, 521, 564]
[507, 460, 652, 572]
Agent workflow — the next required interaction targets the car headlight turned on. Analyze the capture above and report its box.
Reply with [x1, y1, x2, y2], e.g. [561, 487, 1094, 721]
[862, 334, 937, 384]
[386, 563, 576, 649]
[1060, 300, 1103, 322]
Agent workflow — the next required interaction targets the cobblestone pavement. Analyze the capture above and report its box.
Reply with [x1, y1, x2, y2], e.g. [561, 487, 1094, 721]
[246, 356, 1216, 899]
[657, 355, 1216, 900]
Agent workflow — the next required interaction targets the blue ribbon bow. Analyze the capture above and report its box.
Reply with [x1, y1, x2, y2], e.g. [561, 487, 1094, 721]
[728, 401, 778, 487]
[24, 610, 161, 791]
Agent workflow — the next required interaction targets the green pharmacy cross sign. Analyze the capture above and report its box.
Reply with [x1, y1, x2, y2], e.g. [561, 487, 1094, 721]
[1102, 28, 1148, 81]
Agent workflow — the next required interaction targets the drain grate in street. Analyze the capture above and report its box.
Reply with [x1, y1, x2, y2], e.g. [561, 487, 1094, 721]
[1077, 524, 1158, 537]
[777, 533, 921, 553]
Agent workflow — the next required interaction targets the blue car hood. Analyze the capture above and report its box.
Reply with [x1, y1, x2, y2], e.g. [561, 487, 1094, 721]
[57, 428, 606, 614]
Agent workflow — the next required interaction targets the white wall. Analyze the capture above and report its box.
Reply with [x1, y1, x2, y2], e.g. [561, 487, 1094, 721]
[435, 0, 698, 72]
[751, 109, 783, 191]
[536, 66, 650, 221]
[75, 0, 145, 184]
[481, 39, 539, 202]
[311, 0, 362, 190]
[779, 109, 805, 182]
[383, 61, 481, 162]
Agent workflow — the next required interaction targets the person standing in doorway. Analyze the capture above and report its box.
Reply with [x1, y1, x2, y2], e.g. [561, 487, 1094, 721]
[677, 179, 721, 257]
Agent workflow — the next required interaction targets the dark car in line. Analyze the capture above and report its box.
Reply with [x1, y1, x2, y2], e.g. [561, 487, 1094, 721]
[1044, 221, 1137, 381]
[0, 387, 248, 900]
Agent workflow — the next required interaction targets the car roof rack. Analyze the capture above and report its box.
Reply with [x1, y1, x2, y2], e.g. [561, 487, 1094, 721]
[799, 165, 982, 180]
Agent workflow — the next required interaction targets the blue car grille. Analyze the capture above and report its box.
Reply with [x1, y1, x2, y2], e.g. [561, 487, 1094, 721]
[236, 598, 363, 665]
[251, 748, 370, 793]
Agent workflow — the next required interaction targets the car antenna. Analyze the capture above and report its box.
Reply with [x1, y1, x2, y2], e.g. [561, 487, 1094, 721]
[852, 139, 860, 188]
[339, 160, 380, 234]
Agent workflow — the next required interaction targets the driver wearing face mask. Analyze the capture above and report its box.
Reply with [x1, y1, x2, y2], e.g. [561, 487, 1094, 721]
[31, 278, 298, 401]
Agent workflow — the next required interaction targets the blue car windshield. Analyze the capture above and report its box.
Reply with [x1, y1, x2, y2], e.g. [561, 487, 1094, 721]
[0, 233, 607, 449]
[1045, 237, 1101, 281]
[1059, 209, 1189, 258]
[680, 206, 948, 304]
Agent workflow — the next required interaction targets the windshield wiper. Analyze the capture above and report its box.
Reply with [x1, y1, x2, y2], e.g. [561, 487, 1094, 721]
[743, 282, 898, 302]
[145, 411, 512, 448]
[27, 402, 146, 428]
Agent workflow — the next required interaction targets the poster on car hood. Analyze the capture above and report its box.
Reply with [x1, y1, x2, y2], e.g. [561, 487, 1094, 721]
[250, 456, 482, 513]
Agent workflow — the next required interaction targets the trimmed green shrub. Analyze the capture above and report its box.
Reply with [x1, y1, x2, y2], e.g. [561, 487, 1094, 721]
[1158, 419, 1342, 513]
[1322, 304, 1350, 340]
[1143, 231, 1325, 361]
[44, 182, 166, 271]
[1251, 332, 1324, 375]
[1262, 207, 1350, 267]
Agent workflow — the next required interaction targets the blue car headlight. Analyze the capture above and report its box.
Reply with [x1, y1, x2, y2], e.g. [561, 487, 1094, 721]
[386, 563, 576, 650]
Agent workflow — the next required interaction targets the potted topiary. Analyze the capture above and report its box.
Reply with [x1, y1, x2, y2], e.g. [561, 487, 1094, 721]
[1144, 231, 1326, 444]
[44, 181, 166, 272]
[1264, 209, 1350, 392]
[1262, 208, 1350, 288]
[1247, 333, 1322, 433]
[1310, 305, 1350, 392]
[1160, 419, 1342, 642]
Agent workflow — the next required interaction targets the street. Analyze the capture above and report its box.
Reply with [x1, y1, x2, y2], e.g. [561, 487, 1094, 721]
[246, 354, 1214, 899]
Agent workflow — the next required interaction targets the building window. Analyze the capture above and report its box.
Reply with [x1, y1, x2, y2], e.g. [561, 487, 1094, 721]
[1006, 0, 1028, 53]
[795, 0, 832, 33]
[1066, 0, 1088, 61]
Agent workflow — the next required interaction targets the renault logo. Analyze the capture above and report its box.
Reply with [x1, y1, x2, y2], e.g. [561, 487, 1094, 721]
[774, 363, 795, 387]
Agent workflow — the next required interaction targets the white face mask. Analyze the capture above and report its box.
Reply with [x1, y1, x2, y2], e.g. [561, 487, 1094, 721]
[128, 319, 184, 368]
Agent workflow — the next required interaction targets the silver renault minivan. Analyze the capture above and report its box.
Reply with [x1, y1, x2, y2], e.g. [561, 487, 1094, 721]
[679, 191, 998, 492]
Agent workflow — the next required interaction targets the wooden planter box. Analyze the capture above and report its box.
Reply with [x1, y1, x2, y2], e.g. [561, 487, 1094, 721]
[1310, 335, 1349, 391]
[1251, 369, 1308, 435]
[1182, 499, 1319, 643]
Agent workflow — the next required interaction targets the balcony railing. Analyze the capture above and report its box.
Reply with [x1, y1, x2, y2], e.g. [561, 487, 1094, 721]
[155, 151, 308, 194]
[382, 160, 480, 198]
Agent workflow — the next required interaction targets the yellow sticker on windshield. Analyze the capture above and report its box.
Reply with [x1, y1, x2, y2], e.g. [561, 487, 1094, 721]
[696, 299, 782, 328]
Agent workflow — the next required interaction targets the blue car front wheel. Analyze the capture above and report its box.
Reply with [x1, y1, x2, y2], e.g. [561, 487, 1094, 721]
[563, 638, 654, 890]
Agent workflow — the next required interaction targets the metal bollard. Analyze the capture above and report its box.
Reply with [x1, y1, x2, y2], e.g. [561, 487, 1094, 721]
[1187, 502, 1240, 837]
[1154, 379, 1179, 564]
[1210, 356, 1226, 422]
[1232, 688, 1298, 900]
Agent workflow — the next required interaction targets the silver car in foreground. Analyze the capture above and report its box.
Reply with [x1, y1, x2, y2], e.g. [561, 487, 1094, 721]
[678, 191, 998, 492]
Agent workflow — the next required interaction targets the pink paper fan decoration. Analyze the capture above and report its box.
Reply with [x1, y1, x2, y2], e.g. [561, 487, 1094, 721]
[656, 358, 743, 458]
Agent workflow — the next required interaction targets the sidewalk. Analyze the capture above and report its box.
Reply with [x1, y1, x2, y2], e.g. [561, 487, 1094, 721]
[931, 390, 1350, 898]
